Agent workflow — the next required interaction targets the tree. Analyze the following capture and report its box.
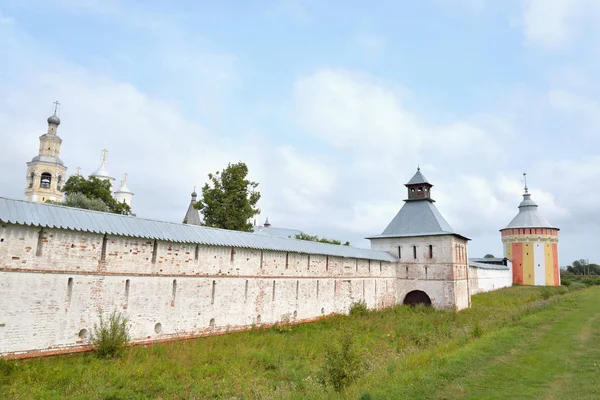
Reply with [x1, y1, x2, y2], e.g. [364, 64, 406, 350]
[60, 192, 110, 212]
[60, 175, 131, 215]
[484, 254, 495, 258]
[295, 232, 350, 246]
[567, 259, 600, 275]
[195, 162, 260, 232]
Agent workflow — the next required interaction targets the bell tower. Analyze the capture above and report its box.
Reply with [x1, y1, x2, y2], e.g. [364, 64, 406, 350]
[24, 102, 68, 203]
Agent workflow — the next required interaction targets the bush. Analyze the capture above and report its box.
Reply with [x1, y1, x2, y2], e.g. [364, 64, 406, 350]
[567, 282, 587, 291]
[321, 334, 365, 392]
[90, 310, 130, 358]
[349, 301, 369, 317]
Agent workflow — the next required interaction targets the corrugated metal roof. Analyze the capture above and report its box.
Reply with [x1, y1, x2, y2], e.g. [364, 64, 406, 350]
[252, 226, 304, 239]
[469, 261, 510, 270]
[0, 197, 397, 262]
[502, 193, 555, 230]
[366, 200, 469, 240]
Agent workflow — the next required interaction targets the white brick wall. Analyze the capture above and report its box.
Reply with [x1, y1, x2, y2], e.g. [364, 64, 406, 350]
[0, 224, 396, 357]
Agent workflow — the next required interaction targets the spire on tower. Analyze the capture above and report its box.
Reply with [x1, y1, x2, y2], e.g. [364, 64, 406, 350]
[523, 172, 528, 194]
[76, 166, 82, 176]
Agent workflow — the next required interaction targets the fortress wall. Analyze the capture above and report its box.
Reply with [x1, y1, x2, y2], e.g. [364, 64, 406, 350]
[0, 223, 396, 358]
[468, 266, 513, 295]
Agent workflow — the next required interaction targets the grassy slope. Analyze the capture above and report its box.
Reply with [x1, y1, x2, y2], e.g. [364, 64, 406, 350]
[1, 285, 599, 399]
[362, 286, 600, 399]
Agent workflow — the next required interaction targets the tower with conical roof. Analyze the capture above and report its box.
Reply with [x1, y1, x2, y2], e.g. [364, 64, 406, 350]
[183, 188, 202, 225]
[24, 102, 68, 203]
[500, 174, 560, 286]
[367, 167, 471, 310]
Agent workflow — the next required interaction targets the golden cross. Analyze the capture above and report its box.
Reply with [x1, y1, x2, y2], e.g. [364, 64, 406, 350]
[123, 172, 128, 183]
[101, 148, 108, 163]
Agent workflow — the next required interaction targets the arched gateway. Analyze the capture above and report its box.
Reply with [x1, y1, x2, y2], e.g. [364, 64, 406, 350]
[403, 290, 432, 306]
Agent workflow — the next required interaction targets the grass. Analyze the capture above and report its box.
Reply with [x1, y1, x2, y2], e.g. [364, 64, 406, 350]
[1, 284, 597, 399]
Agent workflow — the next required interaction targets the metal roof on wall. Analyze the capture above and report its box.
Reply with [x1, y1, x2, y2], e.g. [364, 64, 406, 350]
[0, 197, 397, 262]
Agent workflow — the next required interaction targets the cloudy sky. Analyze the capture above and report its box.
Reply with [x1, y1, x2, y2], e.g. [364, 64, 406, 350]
[1, 0, 599, 265]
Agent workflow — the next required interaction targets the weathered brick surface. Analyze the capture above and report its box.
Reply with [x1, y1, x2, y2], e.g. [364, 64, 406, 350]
[0, 223, 398, 357]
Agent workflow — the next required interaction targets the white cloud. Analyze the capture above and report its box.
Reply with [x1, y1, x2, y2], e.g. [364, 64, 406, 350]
[522, 0, 600, 49]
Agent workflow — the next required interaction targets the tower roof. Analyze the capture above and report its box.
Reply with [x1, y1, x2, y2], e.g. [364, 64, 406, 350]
[91, 149, 114, 181]
[47, 101, 61, 126]
[502, 193, 555, 230]
[184, 191, 202, 226]
[368, 168, 469, 240]
[366, 200, 467, 240]
[114, 174, 133, 194]
[405, 167, 430, 186]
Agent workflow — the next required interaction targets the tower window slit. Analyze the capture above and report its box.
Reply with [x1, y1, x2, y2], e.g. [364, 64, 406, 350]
[429, 245, 433, 259]
[230, 247, 235, 264]
[244, 280, 249, 301]
[413, 246, 417, 259]
[398, 246, 401, 259]
[296, 280, 299, 300]
[272, 280, 276, 302]
[285, 252, 289, 269]
[194, 244, 199, 261]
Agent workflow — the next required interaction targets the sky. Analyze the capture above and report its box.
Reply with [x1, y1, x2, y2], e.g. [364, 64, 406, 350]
[1, 0, 600, 266]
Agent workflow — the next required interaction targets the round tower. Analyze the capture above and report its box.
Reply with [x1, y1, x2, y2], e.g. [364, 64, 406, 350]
[500, 174, 560, 286]
[24, 102, 68, 203]
[114, 173, 133, 207]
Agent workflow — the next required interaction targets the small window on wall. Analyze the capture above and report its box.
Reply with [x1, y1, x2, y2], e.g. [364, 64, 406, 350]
[429, 245, 433, 259]
[413, 246, 417, 259]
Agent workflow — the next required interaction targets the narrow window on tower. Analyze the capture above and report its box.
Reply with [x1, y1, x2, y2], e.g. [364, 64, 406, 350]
[285, 252, 289, 269]
[429, 245, 433, 259]
[194, 244, 199, 261]
[296, 280, 299, 300]
[230, 247, 235, 264]
[326, 256, 329, 271]
[398, 246, 401, 259]
[413, 245, 417, 259]
[272, 280, 276, 302]
[244, 280, 249, 301]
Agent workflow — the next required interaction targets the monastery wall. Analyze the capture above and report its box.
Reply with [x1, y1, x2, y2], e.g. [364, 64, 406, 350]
[468, 265, 513, 295]
[0, 223, 397, 358]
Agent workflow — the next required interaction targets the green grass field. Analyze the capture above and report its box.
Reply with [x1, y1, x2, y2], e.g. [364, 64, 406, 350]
[2, 284, 599, 399]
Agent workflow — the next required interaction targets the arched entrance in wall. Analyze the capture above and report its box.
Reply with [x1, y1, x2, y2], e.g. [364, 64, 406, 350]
[403, 290, 432, 306]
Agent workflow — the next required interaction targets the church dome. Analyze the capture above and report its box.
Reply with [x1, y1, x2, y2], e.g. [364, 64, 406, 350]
[115, 180, 132, 194]
[47, 114, 61, 126]
[91, 163, 113, 181]
[503, 193, 553, 230]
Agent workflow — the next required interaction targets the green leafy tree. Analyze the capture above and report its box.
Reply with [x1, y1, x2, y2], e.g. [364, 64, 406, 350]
[484, 254, 495, 258]
[195, 162, 260, 232]
[295, 232, 350, 246]
[567, 259, 600, 275]
[60, 192, 110, 212]
[59, 175, 131, 215]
